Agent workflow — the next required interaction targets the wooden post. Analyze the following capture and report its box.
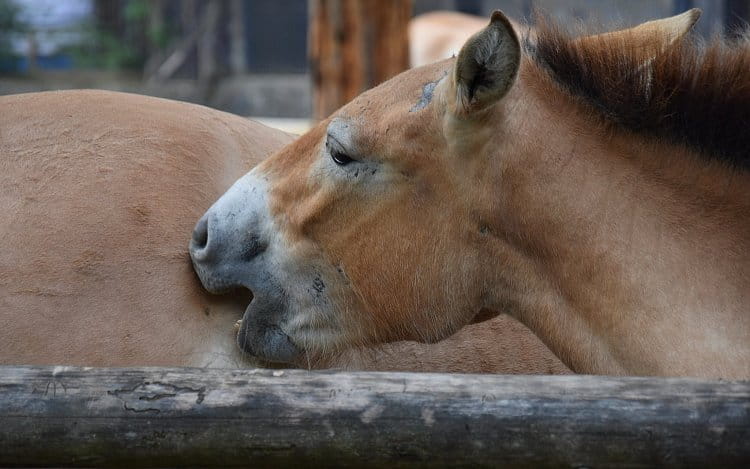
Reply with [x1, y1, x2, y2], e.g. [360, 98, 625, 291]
[309, 0, 412, 120]
[0, 366, 748, 467]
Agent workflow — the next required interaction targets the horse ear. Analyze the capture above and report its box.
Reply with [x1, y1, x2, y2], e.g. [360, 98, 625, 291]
[452, 10, 521, 117]
[576, 9, 701, 55]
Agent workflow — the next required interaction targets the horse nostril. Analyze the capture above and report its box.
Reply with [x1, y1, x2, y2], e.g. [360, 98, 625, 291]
[190, 210, 265, 267]
[191, 216, 209, 251]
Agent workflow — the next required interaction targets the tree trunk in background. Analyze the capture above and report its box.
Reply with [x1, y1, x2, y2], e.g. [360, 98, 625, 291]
[143, 0, 164, 78]
[309, 0, 411, 120]
[198, 0, 221, 83]
[229, 0, 247, 74]
[181, 0, 197, 34]
[26, 31, 37, 74]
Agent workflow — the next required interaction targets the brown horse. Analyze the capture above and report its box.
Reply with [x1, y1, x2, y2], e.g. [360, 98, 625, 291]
[192, 9, 749, 378]
[0, 89, 568, 373]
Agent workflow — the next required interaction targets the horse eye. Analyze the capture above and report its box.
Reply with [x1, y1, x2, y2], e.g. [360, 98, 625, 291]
[331, 148, 354, 166]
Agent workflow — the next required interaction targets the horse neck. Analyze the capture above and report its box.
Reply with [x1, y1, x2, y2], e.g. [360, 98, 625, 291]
[477, 87, 750, 377]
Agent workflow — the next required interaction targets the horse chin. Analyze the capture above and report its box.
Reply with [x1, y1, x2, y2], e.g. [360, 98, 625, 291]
[236, 296, 302, 365]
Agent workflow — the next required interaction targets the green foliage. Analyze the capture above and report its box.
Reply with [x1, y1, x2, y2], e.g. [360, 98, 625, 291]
[148, 21, 173, 50]
[123, 0, 149, 22]
[66, 0, 175, 71]
[0, 0, 24, 32]
[65, 25, 144, 70]
[0, 0, 26, 61]
[134, 0, 174, 51]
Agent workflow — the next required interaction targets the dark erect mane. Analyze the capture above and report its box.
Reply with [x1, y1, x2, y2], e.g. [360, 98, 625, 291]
[530, 17, 750, 170]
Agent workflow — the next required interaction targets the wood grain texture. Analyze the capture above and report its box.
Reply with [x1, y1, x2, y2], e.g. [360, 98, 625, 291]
[0, 366, 747, 467]
[309, 0, 411, 119]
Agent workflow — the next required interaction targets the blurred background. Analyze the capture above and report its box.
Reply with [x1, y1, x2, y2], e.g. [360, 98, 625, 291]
[0, 0, 747, 132]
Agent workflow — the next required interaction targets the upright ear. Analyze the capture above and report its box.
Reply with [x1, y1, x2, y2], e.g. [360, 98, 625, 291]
[453, 10, 521, 117]
[576, 8, 701, 56]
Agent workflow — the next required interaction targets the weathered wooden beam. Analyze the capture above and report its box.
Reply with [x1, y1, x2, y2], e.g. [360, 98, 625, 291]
[0, 366, 747, 467]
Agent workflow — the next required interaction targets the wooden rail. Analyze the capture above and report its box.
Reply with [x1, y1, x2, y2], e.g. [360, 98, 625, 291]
[0, 366, 747, 467]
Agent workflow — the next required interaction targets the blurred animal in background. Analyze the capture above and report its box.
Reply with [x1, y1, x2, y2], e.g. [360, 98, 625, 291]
[409, 11, 488, 67]
[409, 11, 530, 67]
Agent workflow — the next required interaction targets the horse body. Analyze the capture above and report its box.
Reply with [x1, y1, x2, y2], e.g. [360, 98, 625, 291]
[409, 11, 487, 67]
[409, 11, 528, 67]
[0, 90, 271, 367]
[193, 10, 749, 377]
[0, 89, 569, 373]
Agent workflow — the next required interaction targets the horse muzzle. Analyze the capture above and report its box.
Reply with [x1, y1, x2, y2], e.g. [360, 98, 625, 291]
[189, 172, 301, 364]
